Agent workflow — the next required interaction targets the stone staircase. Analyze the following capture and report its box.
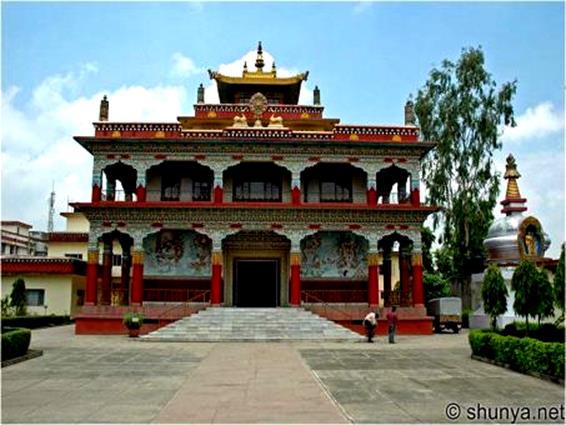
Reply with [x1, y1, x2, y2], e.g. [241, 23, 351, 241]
[140, 307, 364, 342]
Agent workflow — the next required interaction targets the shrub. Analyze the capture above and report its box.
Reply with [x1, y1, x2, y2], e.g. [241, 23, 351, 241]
[469, 330, 564, 380]
[123, 312, 144, 330]
[1, 315, 72, 330]
[10, 278, 27, 317]
[1, 328, 31, 361]
[502, 321, 564, 343]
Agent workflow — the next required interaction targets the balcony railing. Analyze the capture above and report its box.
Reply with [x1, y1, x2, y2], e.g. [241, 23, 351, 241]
[98, 189, 411, 205]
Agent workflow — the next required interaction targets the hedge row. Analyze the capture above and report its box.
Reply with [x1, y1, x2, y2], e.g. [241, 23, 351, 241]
[469, 330, 564, 380]
[1, 315, 72, 330]
[502, 322, 564, 343]
[1, 328, 31, 361]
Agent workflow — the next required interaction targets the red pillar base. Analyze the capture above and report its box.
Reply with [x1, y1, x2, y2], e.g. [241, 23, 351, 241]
[411, 188, 420, 207]
[366, 187, 377, 207]
[92, 184, 102, 203]
[214, 186, 223, 204]
[136, 185, 146, 202]
[291, 187, 301, 205]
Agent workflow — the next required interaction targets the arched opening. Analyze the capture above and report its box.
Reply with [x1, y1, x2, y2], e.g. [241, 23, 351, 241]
[146, 161, 213, 202]
[379, 233, 413, 306]
[102, 162, 137, 201]
[301, 231, 368, 303]
[301, 163, 367, 204]
[376, 165, 411, 205]
[224, 162, 291, 203]
[99, 230, 134, 305]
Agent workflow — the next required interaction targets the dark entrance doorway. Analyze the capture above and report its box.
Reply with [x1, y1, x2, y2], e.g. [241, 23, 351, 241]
[234, 259, 279, 307]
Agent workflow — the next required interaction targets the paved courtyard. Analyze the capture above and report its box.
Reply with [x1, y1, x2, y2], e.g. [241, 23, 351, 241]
[1, 325, 563, 423]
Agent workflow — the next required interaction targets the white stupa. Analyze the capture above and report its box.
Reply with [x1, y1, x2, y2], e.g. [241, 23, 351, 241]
[469, 154, 550, 328]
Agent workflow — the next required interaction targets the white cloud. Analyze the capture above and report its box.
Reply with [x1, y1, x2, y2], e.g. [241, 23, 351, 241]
[1, 66, 188, 232]
[170, 52, 203, 79]
[501, 101, 564, 143]
[353, 1, 373, 15]
[204, 49, 313, 105]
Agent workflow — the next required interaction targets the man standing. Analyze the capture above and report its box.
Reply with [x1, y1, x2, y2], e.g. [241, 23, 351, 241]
[387, 306, 398, 343]
[363, 310, 378, 343]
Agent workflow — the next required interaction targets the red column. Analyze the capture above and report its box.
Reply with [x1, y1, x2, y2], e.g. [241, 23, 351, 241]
[92, 184, 102, 202]
[412, 253, 424, 307]
[100, 243, 112, 305]
[367, 187, 377, 207]
[291, 186, 301, 205]
[383, 253, 391, 306]
[411, 188, 420, 206]
[120, 252, 131, 305]
[136, 185, 146, 202]
[213, 186, 223, 204]
[211, 251, 223, 305]
[400, 250, 410, 306]
[85, 250, 99, 305]
[290, 252, 301, 306]
[131, 250, 144, 305]
[367, 253, 380, 307]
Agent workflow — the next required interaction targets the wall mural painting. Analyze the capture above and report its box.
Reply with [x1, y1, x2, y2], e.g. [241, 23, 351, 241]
[144, 230, 212, 276]
[301, 232, 368, 278]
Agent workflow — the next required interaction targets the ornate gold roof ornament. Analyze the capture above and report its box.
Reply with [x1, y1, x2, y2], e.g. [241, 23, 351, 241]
[255, 41, 265, 72]
[249, 92, 268, 127]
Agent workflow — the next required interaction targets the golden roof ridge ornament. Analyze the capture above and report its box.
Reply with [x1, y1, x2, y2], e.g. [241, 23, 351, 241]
[255, 41, 265, 72]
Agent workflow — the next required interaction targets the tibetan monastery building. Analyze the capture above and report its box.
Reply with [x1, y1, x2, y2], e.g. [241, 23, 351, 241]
[72, 43, 437, 334]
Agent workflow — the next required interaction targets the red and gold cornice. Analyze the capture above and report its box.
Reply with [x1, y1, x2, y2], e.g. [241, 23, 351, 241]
[1, 257, 87, 276]
[75, 136, 436, 159]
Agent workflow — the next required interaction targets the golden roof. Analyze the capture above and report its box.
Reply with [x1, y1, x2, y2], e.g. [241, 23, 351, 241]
[208, 42, 308, 86]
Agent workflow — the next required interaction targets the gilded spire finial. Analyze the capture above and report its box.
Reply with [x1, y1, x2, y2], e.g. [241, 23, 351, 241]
[255, 41, 265, 72]
[504, 154, 522, 199]
[243, 61, 248, 73]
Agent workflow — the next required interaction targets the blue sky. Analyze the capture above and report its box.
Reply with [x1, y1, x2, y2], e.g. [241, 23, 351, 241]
[2, 1, 564, 257]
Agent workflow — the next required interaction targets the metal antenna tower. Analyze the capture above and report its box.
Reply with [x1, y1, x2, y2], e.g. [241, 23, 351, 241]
[47, 183, 55, 233]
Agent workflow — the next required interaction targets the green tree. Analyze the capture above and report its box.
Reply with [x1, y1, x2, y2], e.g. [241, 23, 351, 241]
[423, 272, 451, 304]
[481, 264, 508, 330]
[421, 226, 435, 274]
[10, 278, 27, 317]
[535, 268, 554, 325]
[554, 245, 565, 317]
[415, 47, 516, 308]
[511, 260, 539, 333]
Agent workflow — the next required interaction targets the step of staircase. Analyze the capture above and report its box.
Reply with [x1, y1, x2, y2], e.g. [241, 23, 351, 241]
[140, 307, 365, 342]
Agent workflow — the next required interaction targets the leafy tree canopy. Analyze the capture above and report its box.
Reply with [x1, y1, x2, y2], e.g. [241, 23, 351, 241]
[481, 263, 508, 329]
[511, 260, 539, 332]
[415, 47, 516, 284]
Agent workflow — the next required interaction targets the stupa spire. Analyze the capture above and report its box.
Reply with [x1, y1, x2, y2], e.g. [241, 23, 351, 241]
[501, 154, 527, 215]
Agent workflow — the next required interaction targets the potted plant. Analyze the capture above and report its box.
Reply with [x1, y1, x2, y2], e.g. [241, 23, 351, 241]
[123, 312, 144, 337]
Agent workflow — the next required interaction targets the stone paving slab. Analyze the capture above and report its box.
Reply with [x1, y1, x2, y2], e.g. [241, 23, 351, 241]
[2, 325, 564, 424]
